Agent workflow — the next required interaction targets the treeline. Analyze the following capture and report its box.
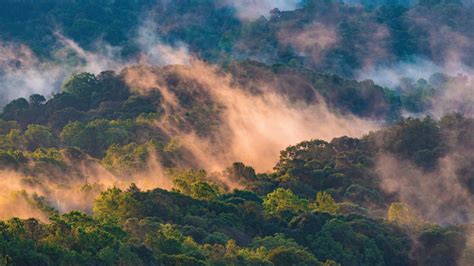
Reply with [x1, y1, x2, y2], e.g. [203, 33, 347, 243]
[0, 61, 473, 264]
[1, 60, 462, 134]
[0, 114, 472, 265]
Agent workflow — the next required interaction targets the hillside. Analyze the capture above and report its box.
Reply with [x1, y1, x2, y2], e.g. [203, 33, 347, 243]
[0, 0, 473, 265]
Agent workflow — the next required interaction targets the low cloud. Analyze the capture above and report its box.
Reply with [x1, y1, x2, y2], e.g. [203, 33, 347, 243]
[224, 0, 301, 20]
[135, 16, 191, 66]
[376, 153, 474, 225]
[278, 23, 339, 64]
[124, 60, 379, 173]
[0, 43, 65, 107]
[356, 59, 443, 88]
[0, 151, 173, 221]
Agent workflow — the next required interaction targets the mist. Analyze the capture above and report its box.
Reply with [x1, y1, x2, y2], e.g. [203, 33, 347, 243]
[0, 148, 174, 220]
[0, 16, 190, 108]
[0, 43, 65, 107]
[223, 0, 302, 20]
[376, 154, 474, 225]
[124, 60, 379, 173]
[0, 37, 119, 108]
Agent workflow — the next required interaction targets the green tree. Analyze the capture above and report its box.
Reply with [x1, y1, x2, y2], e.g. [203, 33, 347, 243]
[102, 142, 149, 175]
[29, 94, 46, 106]
[310, 219, 384, 265]
[61, 73, 99, 101]
[190, 181, 220, 201]
[263, 188, 309, 217]
[0, 129, 24, 150]
[168, 169, 222, 200]
[24, 124, 58, 150]
[0, 120, 20, 135]
[2, 98, 29, 114]
[250, 234, 319, 265]
[60, 121, 90, 149]
[311, 191, 339, 214]
[387, 202, 425, 228]
[93, 188, 143, 224]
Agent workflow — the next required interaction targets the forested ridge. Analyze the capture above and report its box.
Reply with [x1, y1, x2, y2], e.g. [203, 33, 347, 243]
[3, 0, 474, 75]
[0, 0, 474, 265]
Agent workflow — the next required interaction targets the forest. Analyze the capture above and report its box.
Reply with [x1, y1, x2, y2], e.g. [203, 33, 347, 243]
[0, 0, 473, 265]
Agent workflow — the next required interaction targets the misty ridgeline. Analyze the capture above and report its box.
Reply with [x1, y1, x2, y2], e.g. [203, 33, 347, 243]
[0, 0, 473, 265]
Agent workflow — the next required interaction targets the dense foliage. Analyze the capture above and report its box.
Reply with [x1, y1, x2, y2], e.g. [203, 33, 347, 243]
[1, 0, 474, 265]
[0, 62, 473, 264]
[1, 0, 474, 76]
